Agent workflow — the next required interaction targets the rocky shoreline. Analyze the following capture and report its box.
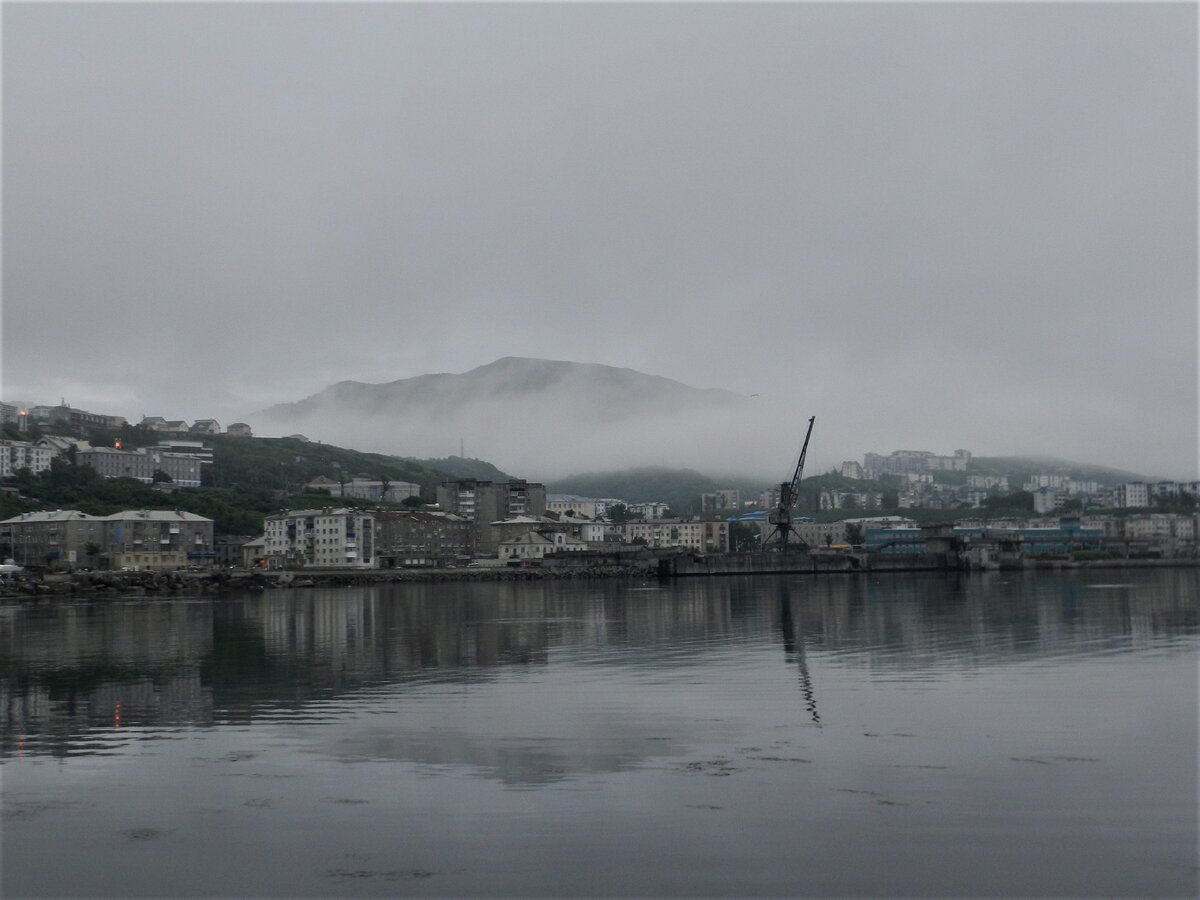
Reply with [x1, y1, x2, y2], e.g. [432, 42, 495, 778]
[2, 555, 1196, 601]
[0, 563, 659, 599]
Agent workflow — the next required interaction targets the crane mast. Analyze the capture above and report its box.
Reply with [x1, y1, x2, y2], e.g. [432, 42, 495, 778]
[763, 416, 815, 551]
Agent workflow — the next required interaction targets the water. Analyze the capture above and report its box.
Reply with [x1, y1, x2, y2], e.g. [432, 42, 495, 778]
[2, 570, 1196, 897]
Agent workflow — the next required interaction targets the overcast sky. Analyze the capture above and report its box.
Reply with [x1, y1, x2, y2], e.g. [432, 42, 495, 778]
[3, 3, 1196, 478]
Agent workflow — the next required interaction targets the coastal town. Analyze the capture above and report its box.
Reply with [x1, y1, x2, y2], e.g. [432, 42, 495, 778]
[1, 401, 1197, 577]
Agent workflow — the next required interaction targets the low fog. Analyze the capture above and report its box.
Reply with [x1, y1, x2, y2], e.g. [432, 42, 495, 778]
[3, 4, 1195, 480]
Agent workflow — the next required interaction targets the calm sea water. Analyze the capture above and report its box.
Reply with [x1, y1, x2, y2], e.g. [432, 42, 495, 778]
[1, 570, 1196, 897]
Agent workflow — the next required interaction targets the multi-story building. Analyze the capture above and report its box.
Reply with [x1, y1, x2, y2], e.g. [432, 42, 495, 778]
[77, 446, 205, 487]
[1032, 487, 1059, 515]
[262, 508, 375, 569]
[839, 461, 864, 480]
[336, 478, 421, 503]
[0, 510, 106, 568]
[436, 479, 546, 549]
[700, 490, 741, 514]
[189, 419, 221, 435]
[627, 501, 670, 520]
[1117, 482, 1150, 508]
[374, 510, 471, 567]
[791, 520, 848, 549]
[152, 441, 214, 466]
[103, 510, 215, 570]
[757, 488, 782, 511]
[226, 423, 253, 438]
[623, 518, 729, 553]
[967, 474, 1009, 491]
[498, 530, 588, 562]
[546, 495, 603, 518]
[864, 449, 970, 478]
[0, 441, 53, 477]
[1, 508, 214, 571]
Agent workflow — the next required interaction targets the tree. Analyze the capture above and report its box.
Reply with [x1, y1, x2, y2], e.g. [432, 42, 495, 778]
[152, 469, 173, 483]
[379, 474, 391, 502]
[401, 495, 425, 509]
[607, 503, 629, 524]
[845, 522, 864, 546]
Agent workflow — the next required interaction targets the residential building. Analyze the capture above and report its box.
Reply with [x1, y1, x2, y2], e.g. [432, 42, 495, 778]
[226, 423, 253, 437]
[103, 510, 215, 570]
[792, 520, 848, 549]
[436, 479, 546, 549]
[0, 441, 53, 476]
[863, 449, 970, 478]
[0, 509, 214, 571]
[628, 501, 670, 520]
[546, 495, 602, 518]
[498, 530, 588, 562]
[967, 474, 1009, 491]
[700, 490, 741, 514]
[374, 510, 471, 567]
[1, 510, 105, 568]
[336, 478, 420, 503]
[839, 461, 864, 480]
[1117, 482, 1150, 508]
[77, 446, 205, 487]
[623, 518, 729, 553]
[45, 405, 113, 432]
[757, 488, 782, 510]
[152, 441, 214, 466]
[262, 508, 375, 569]
[1032, 487, 1059, 515]
[190, 419, 221, 435]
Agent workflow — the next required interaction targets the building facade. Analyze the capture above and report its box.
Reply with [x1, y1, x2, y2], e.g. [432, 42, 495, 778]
[436, 480, 546, 551]
[623, 518, 729, 553]
[77, 447, 205, 487]
[374, 510, 471, 567]
[262, 508, 376, 569]
[1, 509, 214, 571]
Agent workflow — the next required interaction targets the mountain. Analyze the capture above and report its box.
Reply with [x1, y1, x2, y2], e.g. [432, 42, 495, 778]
[249, 358, 749, 478]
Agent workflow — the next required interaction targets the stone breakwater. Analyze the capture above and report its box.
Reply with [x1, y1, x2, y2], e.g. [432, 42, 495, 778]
[0, 563, 658, 599]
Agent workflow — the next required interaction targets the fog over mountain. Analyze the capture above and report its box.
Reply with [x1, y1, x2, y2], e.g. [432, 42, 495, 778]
[248, 358, 1166, 484]
[251, 358, 788, 481]
[4, 5, 1195, 481]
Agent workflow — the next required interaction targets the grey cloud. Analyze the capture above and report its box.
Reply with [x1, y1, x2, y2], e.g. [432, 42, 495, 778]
[3, 3, 1194, 478]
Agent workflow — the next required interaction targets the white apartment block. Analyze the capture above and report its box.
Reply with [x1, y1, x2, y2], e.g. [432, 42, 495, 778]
[263, 508, 375, 569]
[623, 519, 728, 553]
[1117, 482, 1151, 508]
[628, 501, 670, 520]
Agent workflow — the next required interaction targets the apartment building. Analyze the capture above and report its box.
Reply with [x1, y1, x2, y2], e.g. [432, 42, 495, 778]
[305, 477, 421, 503]
[104, 510, 215, 570]
[1116, 482, 1151, 508]
[262, 508, 375, 569]
[0, 441, 53, 477]
[436, 479, 546, 549]
[1, 508, 214, 571]
[498, 530, 588, 561]
[374, 510, 471, 567]
[700, 490, 741, 513]
[77, 446, 205, 487]
[623, 518, 729, 553]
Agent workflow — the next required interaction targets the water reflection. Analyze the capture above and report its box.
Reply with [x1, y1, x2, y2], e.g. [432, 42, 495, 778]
[1, 570, 1196, 763]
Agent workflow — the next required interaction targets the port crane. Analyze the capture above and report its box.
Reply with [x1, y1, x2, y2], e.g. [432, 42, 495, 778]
[762, 415, 815, 552]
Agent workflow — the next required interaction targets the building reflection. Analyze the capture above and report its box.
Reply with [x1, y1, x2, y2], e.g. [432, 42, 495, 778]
[1, 570, 1195, 761]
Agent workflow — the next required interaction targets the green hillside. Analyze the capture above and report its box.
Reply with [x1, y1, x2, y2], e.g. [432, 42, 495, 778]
[0, 431, 504, 535]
